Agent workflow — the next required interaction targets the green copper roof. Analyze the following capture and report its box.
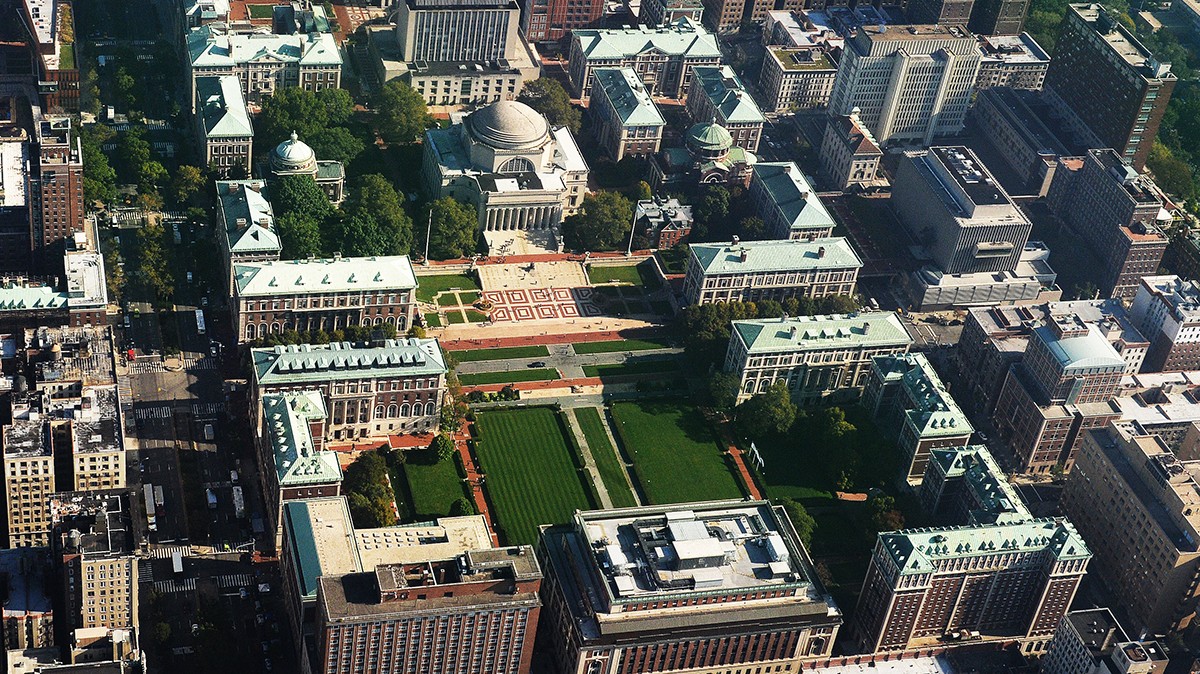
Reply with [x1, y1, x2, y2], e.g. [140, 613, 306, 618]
[262, 391, 342, 487]
[234, 255, 417, 297]
[879, 518, 1090, 576]
[871, 353, 972, 440]
[928, 445, 1030, 525]
[733, 312, 911, 354]
[188, 25, 342, 67]
[752, 162, 836, 235]
[217, 180, 280, 256]
[593, 68, 666, 126]
[574, 17, 721, 61]
[690, 238, 861, 275]
[253, 339, 448, 385]
[691, 66, 765, 125]
[687, 122, 732, 151]
[0, 285, 68, 311]
[196, 75, 253, 139]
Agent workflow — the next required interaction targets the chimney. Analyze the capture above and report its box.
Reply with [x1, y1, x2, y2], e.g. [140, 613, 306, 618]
[789, 326, 797, 338]
[230, 183, 242, 194]
[863, 321, 871, 334]
[732, 235, 740, 245]
[740, 249, 748, 262]
[818, 246, 826, 258]
[249, 183, 261, 193]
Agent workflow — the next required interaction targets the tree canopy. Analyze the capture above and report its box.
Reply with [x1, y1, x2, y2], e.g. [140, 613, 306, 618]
[563, 191, 633, 251]
[517, 78, 581, 134]
[734, 382, 796, 438]
[776, 497, 816, 549]
[257, 87, 364, 164]
[276, 212, 325, 259]
[81, 126, 117, 205]
[272, 174, 333, 222]
[422, 197, 478, 260]
[375, 81, 432, 144]
[343, 451, 398, 528]
[339, 174, 413, 256]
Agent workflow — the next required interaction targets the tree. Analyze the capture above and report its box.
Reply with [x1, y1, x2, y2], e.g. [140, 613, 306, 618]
[152, 622, 172, 645]
[272, 174, 333, 222]
[317, 87, 356, 125]
[517, 78, 581, 134]
[734, 382, 796, 438]
[450, 496, 475, 517]
[332, 212, 390, 257]
[343, 451, 398, 528]
[431, 434, 457, 463]
[81, 127, 118, 205]
[737, 216, 770, 241]
[692, 186, 730, 240]
[708, 371, 739, 413]
[102, 238, 125, 303]
[309, 126, 365, 165]
[423, 197, 478, 260]
[117, 128, 152, 182]
[1148, 141, 1197, 204]
[170, 165, 206, 205]
[346, 174, 413, 255]
[629, 180, 653, 203]
[276, 212, 325, 259]
[776, 497, 816, 548]
[135, 220, 173, 301]
[375, 80, 432, 144]
[258, 87, 337, 145]
[869, 494, 905, 532]
[563, 191, 633, 251]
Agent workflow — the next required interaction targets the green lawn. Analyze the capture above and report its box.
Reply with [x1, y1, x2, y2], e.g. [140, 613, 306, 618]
[572, 338, 670, 354]
[416, 274, 480, 302]
[655, 247, 688, 274]
[610, 400, 743, 504]
[437, 293, 463, 307]
[60, 43, 75, 69]
[446, 311, 466, 324]
[459, 291, 481, 304]
[247, 3, 275, 18]
[582, 359, 679, 378]
[458, 368, 559, 386]
[403, 449, 466, 520]
[424, 312, 442, 328]
[465, 309, 489, 323]
[474, 408, 596, 544]
[589, 265, 643, 285]
[574, 408, 637, 508]
[452, 345, 550, 362]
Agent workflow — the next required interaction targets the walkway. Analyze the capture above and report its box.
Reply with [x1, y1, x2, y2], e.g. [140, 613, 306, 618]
[592, 406, 643, 507]
[441, 325, 665, 351]
[455, 419, 501, 546]
[561, 410, 614, 509]
[718, 424, 764, 500]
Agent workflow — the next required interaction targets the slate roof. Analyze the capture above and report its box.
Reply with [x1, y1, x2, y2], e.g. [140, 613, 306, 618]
[196, 75, 253, 139]
[752, 162, 837, 235]
[188, 26, 342, 68]
[573, 18, 720, 60]
[234, 256, 416, 297]
[879, 518, 1090, 576]
[691, 66, 765, 125]
[253, 339, 448, 385]
[218, 180, 279, 256]
[262, 392, 342, 488]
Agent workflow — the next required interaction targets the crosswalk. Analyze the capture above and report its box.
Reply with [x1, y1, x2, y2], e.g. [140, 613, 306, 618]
[149, 545, 191, 559]
[192, 402, 225, 417]
[134, 406, 173, 421]
[217, 574, 254, 589]
[154, 578, 196, 594]
[128, 360, 166, 375]
[184, 356, 218, 371]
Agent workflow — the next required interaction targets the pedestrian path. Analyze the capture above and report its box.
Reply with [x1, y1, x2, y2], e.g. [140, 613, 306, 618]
[134, 406, 173, 420]
[150, 544, 191, 559]
[128, 360, 167, 375]
[590, 406, 642, 507]
[562, 409, 613, 509]
[455, 419, 500, 547]
[184, 356, 218, 371]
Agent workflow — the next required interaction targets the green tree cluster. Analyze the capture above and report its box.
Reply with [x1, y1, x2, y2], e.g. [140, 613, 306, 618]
[562, 191, 634, 251]
[81, 125, 118, 206]
[734, 382, 796, 438]
[775, 497, 816, 549]
[869, 494, 905, 532]
[375, 80, 433, 144]
[419, 197, 479, 260]
[517, 78, 582, 134]
[243, 322, 398, 348]
[450, 497, 476, 517]
[135, 220, 173, 301]
[337, 174, 414, 257]
[431, 434, 457, 463]
[344, 451, 398, 528]
[257, 87, 364, 164]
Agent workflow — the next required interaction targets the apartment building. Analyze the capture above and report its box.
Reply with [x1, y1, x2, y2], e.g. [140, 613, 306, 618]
[29, 117, 84, 270]
[1041, 608, 1169, 674]
[976, 33, 1050, 90]
[819, 109, 882, 191]
[759, 46, 838, 112]
[919, 445, 1031, 525]
[67, 386, 124, 492]
[187, 25, 343, 106]
[971, 87, 1071, 195]
[993, 313, 1126, 473]
[522, 0, 603, 42]
[683, 238, 860, 306]
[589, 68, 666, 161]
[568, 19, 722, 101]
[1042, 4, 1175, 170]
[892, 147, 1032, 276]
[251, 339, 448, 441]
[907, 0, 974, 24]
[0, 250, 110, 330]
[640, 0, 704, 26]
[0, 547, 55, 657]
[827, 24, 980, 145]
[1131, 276, 1200, 373]
[1063, 423, 1200, 635]
[1047, 149, 1169, 299]
[749, 162, 837, 241]
[725, 312, 911, 404]
[539, 501, 841, 674]
[232, 255, 418, 342]
[863, 353, 974, 483]
[969, 0, 1029, 34]
[686, 66, 765, 152]
[195, 75, 253, 173]
[3, 395, 54, 547]
[853, 517, 1089, 654]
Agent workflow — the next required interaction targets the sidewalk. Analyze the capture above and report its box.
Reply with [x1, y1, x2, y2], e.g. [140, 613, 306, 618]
[441, 325, 666, 351]
[455, 419, 501, 546]
[718, 424, 764, 500]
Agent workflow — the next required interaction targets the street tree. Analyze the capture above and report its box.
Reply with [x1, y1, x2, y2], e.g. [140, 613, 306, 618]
[169, 165, 206, 205]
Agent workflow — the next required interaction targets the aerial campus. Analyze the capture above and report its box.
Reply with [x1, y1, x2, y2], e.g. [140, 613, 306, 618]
[5, 0, 1200, 671]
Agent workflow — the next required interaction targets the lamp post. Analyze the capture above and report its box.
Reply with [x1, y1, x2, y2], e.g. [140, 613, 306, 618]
[423, 209, 432, 266]
[626, 203, 637, 258]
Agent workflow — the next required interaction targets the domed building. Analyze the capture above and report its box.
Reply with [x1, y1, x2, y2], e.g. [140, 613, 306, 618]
[650, 120, 756, 189]
[267, 131, 346, 204]
[423, 100, 589, 237]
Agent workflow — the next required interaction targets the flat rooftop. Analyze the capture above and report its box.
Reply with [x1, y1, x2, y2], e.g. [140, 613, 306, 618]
[49, 490, 133, 556]
[0, 547, 53, 616]
[64, 250, 108, 308]
[1072, 3, 1174, 77]
[1066, 607, 1127, 659]
[72, 386, 121, 455]
[3, 418, 49, 458]
[284, 497, 363, 601]
[866, 23, 972, 42]
[978, 32, 1050, 63]
[930, 146, 1008, 207]
[356, 516, 494, 569]
[0, 137, 27, 208]
[690, 238, 861, 275]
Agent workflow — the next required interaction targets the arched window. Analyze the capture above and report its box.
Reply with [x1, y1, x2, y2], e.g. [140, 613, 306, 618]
[258, 323, 267, 338]
[387, 404, 398, 418]
[247, 325, 256, 340]
[374, 405, 384, 419]
[499, 156, 535, 174]
[386, 316, 396, 326]
[425, 402, 436, 416]
[400, 403, 411, 417]
[397, 315, 407, 330]
[272, 322, 281, 334]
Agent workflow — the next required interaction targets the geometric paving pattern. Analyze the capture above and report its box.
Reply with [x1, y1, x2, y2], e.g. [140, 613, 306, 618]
[484, 287, 603, 323]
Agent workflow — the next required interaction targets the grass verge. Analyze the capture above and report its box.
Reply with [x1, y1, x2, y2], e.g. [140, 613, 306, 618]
[451, 345, 549, 362]
[575, 408, 637, 508]
[572, 338, 669, 354]
[416, 274, 480, 303]
[582, 359, 679, 378]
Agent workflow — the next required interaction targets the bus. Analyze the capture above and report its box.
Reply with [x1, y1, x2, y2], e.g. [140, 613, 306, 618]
[143, 484, 157, 531]
[195, 309, 206, 335]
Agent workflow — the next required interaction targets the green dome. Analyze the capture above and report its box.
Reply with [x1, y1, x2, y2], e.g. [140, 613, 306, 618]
[686, 122, 733, 153]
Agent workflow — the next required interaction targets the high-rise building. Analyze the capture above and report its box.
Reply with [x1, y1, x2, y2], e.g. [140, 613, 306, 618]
[702, 0, 799, 34]
[640, 0, 704, 26]
[3, 401, 54, 548]
[686, 66, 765, 152]
[891, 146, 1032, 276]
[863, 353, 974, 483]
[1130, 275, 1200, 373]
[969, 0, 1030, 34]
[919, 445, 1030, 525]
[725, 313, 911, 404]
[975, 33, 1050, 90]
[1046, 149, 1169, 299]
[539, 500, 842, 674]
[683, 238, 861, 306]
[29, 117, 83, 270]
[828, 24, 980, 146]
[521, 0, 603, 42]
[907, 0, 974, 25]
[1041, 608, 1169, 674]
[758, 46, 839, 113]
[568, 19, 722, 101]
[67, 387, 124, 492]
[1042, 4, 1175, 170]
[993, 313, 1125, 473]
[0, 547, 55, 658]
[1063, 422, 1200, 635]
[20, 0, 80, 113]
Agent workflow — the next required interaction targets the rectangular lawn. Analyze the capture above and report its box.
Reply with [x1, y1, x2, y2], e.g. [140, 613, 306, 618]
[574, 408, 637, 508]
[416, 274, 480, 302]
[451, 345, 550, 362]
[458, 368, 559, 386]
[403, 450, 466, 520]
[582, 359, 679, 378]
[474, 408, 595, 544]
[610, 400, 743, 504]
[572, 338, 669, 354]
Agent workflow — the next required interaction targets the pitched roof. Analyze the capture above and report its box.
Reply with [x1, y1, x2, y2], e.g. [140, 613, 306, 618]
[592, 68, 666, 126]
[830, 113, 881, 156]
[752, 162, 836, 234]
[234, 255, 417, 296]
[196, 75, 253, 139]
[262, 392, 342, 487]
[691, 66, 765, 125]
[879, 518, 1090, 576]
[253, 339, 448, 385]
[188, 26, 342, 67]
[573, 17, 720, 61]
[690, 238, 860, 275]
[217, 180, 279, 256]
[732, 312, 910, 353]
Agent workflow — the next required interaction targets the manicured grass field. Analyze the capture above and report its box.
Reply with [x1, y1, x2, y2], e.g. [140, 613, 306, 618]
[452, 345, 549, 362]
[416, 274, 480, 302]
[437, 293, 462, 307]
[589, 265, 643, 286]
[465, 309, 489, 323]
[574, 408, 637, 508]
[572, 338, 669, 354]
[403, 451, 466, 519]
[458, 368, 559, 386]
[247, 3, 275, 18]
[582, 359, 679, 378]
[424, 312, 442, 328]
[446, 311, 466, 324]
[610, 400, 743, 504]
[474, 408, 595, 544]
